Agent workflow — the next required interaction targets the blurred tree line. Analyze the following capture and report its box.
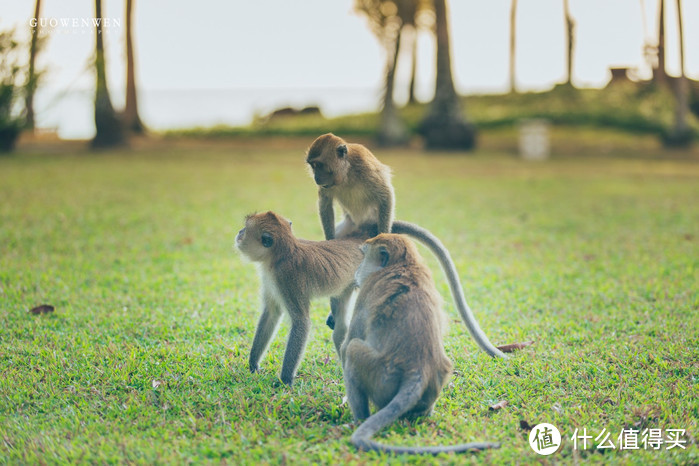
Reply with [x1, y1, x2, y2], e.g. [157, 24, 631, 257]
[92, 0, 144, 148]
[355, 0, 695, 149]
[0, 0, 696, 153]
[355, 0, 475, 149]
[0, 0, 144, 152]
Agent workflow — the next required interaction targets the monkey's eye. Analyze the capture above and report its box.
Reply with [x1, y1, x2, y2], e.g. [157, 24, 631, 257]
[261, 232, 274, 248]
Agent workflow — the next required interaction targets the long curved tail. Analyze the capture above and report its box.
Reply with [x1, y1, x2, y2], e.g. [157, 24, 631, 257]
[351, 374, 500, 455]
[391, 220, 507, 359]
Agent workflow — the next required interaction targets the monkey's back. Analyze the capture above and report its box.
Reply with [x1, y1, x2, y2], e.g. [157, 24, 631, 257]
[358, 265, 453, 410]
[339, 145, 393, 224]
[295, 238, 364, 298]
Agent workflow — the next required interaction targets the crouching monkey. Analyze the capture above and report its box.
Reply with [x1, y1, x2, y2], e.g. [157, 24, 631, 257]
[341, 234, 500, 454]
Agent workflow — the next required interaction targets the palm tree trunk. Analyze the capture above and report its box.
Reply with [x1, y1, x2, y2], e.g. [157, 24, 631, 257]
[124, 0, 145, 134]
[378, 24, 408, 146]
[384, 25, 402, 114]
[433, 0, 457, 105]
[408, 25, 418, 104]
[676, 0, 685, 81]
[666, 0, 690, 146]
[419, 0, 475, 150]
[564, 0, 575, 86]
[25, 0, 42, 132]
[509, 0, 517, 93]
[655, 0, 667, 85]
[92, 0, 126, 148]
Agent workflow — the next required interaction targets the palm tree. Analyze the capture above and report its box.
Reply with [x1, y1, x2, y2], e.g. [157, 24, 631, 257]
[91, 0, 126, 148]
[418, 0, 475, 150]
[123, 0, 145, 134]
[399, 0, 433, 104]
[25, 0, 42, 132]
[355, 0, 408, 146]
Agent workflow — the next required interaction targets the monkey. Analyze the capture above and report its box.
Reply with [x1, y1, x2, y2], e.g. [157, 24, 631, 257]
[341, 234, 500, 455]
[306, 133, 507, 359]
[235, 211, 372, 385]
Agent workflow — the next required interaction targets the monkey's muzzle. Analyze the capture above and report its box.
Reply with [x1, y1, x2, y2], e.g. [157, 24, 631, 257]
[235, 228, 245, 246]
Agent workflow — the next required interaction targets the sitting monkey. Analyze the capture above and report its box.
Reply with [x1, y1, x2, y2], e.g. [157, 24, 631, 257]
[342, 234, 500, 454]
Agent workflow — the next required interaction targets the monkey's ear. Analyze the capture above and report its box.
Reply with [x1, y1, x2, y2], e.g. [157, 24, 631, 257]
[336, 144, 347, 158]
[378, 246, 389, 267]
[261, 232, 274, 248]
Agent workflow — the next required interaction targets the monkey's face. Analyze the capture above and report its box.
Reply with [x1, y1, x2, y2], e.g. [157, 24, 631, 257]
[235, 224, 269, 263]
[235, 212, 292, 262]
[306, 134, 350, 188]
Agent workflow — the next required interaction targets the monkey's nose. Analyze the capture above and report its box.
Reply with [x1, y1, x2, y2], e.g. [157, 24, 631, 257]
[236, 229, 244, 241]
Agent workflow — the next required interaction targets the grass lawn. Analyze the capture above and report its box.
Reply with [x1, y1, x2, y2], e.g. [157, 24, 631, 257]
[0, 137, 697, 464]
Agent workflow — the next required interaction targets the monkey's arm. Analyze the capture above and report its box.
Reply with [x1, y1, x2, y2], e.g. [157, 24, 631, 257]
[376, 188, 395, 234]
[391, 220, 507, 359]
[319, 190, 335, 240]
[340, 304, 369, 363]
[279, 294, 312, 386]
[249, 293, 283, 373]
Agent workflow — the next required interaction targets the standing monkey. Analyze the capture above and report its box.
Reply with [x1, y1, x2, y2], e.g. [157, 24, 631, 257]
[235, 211, 368, 385]
[306, 133, 507, 359]
[342, 234, 500, 454]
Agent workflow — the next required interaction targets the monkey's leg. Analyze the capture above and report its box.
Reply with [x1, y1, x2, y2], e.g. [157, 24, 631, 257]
[279, 307, 311, 386]
[325, 215, 357, 331]
[249, 298, 283, 373]
[344, 339, 396, 421]
[343, 340, 371, 421]
[331, 286, 355, 357]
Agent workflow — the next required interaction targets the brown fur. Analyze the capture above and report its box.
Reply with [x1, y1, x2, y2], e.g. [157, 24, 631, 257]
[235, 211, 367, 385]
[342, 234, 499, 454]
[306, 133, 507, 359]
[306, 133, 394, 239]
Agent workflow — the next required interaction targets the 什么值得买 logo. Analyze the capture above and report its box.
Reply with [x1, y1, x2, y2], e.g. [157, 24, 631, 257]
[529, 423, 561, 456]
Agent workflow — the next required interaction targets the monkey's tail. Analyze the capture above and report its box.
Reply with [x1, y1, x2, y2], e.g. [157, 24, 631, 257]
[351, 374, 500, 455]
[391, 220, 507, 359]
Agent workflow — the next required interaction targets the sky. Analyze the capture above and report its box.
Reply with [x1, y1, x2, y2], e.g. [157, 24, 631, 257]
[2, 0, 698, 106]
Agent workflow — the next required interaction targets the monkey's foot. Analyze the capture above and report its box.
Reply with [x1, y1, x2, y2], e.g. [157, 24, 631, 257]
[280, 375, 294, 386]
